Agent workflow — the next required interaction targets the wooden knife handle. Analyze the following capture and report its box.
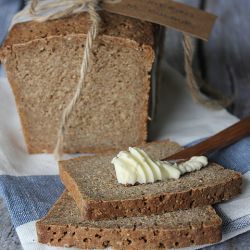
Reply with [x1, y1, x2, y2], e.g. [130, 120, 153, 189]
[166, 116, 250, 161]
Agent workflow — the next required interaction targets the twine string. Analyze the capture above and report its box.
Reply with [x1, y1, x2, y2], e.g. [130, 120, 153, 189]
[53, 1, 100, 160]
[27, 0, 121, 160]
[29, 0, 101, 160]
[183, 34, 230, 109]
[24, 0, 121, 23]
[28, 0, 99, 22]
[30, 0, 38, 15]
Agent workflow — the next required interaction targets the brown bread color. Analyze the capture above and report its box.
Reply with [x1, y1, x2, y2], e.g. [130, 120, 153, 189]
[36, 191, 222, 249]
[0, 12, 155, 153]
[59, 140, 242, 220]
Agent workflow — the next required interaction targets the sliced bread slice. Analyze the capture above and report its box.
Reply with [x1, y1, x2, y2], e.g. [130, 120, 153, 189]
[59, 140, 242, 220]
[36, 191, 222, 249]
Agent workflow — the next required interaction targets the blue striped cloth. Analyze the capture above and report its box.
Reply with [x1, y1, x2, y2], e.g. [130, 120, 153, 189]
[0, 0, 23, 45]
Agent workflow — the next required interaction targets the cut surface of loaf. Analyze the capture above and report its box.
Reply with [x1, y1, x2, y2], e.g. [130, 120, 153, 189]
[36, 191, 222, 249]
[0, 12, 155, 154]
[59, 140, 242, 220]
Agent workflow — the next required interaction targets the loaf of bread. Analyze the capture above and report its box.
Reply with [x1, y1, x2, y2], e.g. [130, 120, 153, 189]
[36, 191, 222, 249]
[0, 12, 155, 153]
[59, 140, 242, 220]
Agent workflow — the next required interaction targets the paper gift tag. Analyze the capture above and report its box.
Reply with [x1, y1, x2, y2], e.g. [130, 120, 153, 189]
[102, 0, 217, 40]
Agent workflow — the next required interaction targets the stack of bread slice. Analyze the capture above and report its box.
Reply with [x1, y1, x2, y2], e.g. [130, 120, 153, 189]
[36, 140, 242, 249]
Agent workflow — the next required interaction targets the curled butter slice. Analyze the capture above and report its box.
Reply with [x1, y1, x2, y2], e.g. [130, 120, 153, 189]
[112, 157, 137, 185]
[131, 147, 162, 181]
[177, 156, 208, 174]
[128, 147, 155, 183]
[112, 148, 208, 185]
[157, 161, 181, 180]
[117, 151, 146, 184]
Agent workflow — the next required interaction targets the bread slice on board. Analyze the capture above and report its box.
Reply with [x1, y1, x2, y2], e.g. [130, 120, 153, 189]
[36, 191, 222, 249]
[0, 11, 155, 154]
[59, 140, 242, 220]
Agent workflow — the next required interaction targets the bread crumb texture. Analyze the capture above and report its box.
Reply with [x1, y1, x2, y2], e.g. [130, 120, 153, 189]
[36, 191, 222, 249]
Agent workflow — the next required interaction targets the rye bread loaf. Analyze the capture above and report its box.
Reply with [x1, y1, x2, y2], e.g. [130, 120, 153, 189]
[0, 11, 155, 154]
[59, 140, 242, 221]
[36, 191, 222, 249]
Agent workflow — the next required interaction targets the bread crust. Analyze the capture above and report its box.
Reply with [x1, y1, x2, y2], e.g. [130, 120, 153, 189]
[36, 191, 222, 249]
[1, 11, 155, 50]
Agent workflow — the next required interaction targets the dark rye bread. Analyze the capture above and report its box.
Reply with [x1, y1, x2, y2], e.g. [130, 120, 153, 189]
[36, 191, 222, 249]
[59, 140, 242, 221]
[0, 11, 155, 154]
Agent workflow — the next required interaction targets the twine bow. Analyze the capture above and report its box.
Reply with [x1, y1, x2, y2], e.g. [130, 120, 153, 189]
[28, 0, 121, 22]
